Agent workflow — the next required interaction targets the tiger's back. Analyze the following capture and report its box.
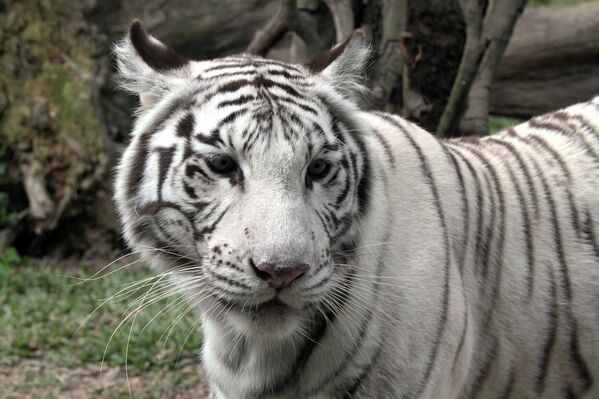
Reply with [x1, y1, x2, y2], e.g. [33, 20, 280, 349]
[363, 98, 599, 398]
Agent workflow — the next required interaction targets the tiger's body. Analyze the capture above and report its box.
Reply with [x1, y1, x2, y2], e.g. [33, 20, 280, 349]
[114, 22, 599, 399]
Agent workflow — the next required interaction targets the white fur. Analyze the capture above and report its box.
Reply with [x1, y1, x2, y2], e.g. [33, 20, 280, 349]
[113, 27, 599, 399]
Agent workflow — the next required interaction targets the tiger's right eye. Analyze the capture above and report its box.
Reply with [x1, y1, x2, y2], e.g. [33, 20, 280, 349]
[307, 159, 332, 180]
[206, 155, 238, 175]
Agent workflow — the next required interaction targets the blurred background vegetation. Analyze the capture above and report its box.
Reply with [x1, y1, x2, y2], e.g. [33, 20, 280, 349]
[0, 0, 597, 397]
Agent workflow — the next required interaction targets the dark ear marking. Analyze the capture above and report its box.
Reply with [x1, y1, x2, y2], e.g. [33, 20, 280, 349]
[129, 20, 188, 71]
[304, 30, 365, 73]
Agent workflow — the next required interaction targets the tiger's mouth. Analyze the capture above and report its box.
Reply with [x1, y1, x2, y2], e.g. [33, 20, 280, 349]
[228, 295, 299, 316]
[223, 294, 307, 337]
[210, 289, 297, 313]
[252, 298, 289, 314]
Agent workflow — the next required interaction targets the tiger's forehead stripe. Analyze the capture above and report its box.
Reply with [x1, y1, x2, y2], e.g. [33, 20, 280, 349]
[128, 67, 322, 162]
[202, 57, 304, 73]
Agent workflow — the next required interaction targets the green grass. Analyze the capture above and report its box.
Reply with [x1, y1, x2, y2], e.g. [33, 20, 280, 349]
[0, 258, 203, 370]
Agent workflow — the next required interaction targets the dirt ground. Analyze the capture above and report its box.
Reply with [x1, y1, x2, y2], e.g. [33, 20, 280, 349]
[0, 358, 209, 399]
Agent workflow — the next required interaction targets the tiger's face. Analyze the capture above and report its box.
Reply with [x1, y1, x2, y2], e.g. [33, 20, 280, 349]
[114, 22, 370, 337]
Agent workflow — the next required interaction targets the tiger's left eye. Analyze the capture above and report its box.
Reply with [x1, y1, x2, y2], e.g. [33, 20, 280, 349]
[207, 155, 238, 174]
[307, 159, 331, 180]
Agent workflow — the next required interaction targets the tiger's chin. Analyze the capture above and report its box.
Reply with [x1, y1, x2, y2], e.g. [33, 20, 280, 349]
[225, 298, 305, 338]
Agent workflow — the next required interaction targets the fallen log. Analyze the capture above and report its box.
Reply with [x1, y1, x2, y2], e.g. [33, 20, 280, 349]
[491, 2, 599, 117]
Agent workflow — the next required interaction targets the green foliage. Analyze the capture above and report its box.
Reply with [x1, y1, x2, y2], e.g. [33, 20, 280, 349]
[531, 0, 590, 5]
[0, 246, 22, 269]
[0, 263, 203, 370]
[489, 116, 523, 134]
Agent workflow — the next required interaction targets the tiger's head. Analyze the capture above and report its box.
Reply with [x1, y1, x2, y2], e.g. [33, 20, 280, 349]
[114, 21, 372, 338]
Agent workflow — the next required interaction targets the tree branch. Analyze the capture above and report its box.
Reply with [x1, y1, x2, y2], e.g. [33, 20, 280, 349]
[247, 0, 325, 61]
[246, 0, 293, 55]
[20, 159, 57, 234]
[436, 0, 486, 137]
[371, 0, 409, 110]
[323, 0, 355, 43]
[289, 15, 326, 60]
[459, 0, 527, 135]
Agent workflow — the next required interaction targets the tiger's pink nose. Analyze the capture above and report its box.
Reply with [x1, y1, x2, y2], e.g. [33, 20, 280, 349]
[252, 261, 310, 288]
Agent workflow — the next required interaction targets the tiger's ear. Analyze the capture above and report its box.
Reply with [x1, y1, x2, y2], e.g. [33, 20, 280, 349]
[305, 30, 370, 99]
[113, 20, 191, 110]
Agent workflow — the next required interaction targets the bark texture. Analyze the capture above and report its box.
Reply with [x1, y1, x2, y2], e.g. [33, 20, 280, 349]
[0, 0, 114, 255]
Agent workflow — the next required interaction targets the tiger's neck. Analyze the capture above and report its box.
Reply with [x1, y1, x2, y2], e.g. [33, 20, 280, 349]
[200, 115, 477, 399]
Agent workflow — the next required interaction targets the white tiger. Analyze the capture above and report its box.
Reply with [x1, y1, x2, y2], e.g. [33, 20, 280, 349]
[113, 21, 599, 399]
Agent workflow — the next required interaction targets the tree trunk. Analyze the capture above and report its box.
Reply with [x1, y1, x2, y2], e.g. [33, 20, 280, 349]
[0, 0, 115, 256]
[458, 0, 527, 135]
